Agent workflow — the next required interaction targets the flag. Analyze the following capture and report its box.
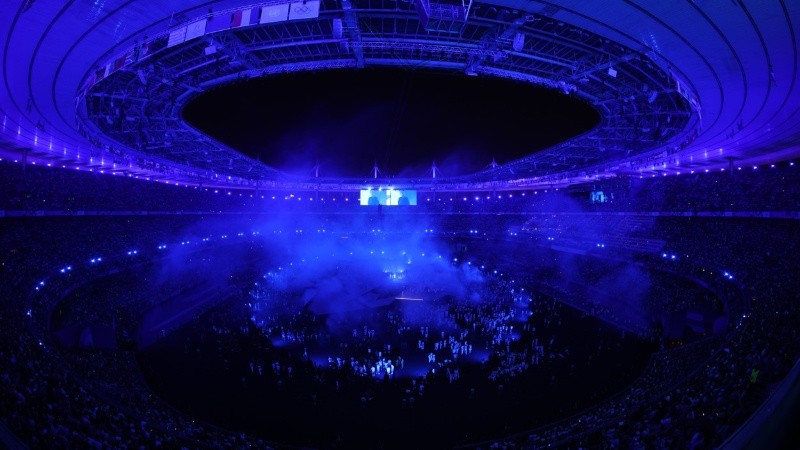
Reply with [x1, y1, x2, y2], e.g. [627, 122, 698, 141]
[185, 19, 207, 41]
[247, 7, 261, 25]
[84, 74, 97, 90]
[124, 49, 135, 65]
[114, 52, 130, 71]
[167, 27, 187, 47]
[138, 41, 150, 60]
[261, 3, 290, 23]
[289, 1, 320, 20]
[230, 9, 251, 27]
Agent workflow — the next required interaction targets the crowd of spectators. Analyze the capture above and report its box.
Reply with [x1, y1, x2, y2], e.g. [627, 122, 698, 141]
[3, 158, 798, 217]
[42, 239, 654, 449]
[483, 217, 800, 449]
[580, 161, 800, 213]
[0, 157, 798, 449]
[0, 215, 243, 449]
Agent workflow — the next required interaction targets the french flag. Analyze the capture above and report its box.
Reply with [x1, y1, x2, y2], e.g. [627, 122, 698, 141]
[231, 8, 259, 27]
[116, 51, 131, 70]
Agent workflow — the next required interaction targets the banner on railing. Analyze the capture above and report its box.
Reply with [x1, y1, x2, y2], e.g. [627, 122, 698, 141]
[167, 27, 187, 48]
[261, 3, 290, 23]
[185, 19, 207, 41]
[289, 1, 320, 20]
[83, 1, 322, 94]
[231, 8, 261, 27]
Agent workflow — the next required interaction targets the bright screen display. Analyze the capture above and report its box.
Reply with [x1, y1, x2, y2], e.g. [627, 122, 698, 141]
[359, 188, 417, 206]
[590, 191, 607, 203]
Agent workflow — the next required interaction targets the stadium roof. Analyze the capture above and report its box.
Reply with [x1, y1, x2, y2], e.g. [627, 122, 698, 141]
[1, 0, 798, 190]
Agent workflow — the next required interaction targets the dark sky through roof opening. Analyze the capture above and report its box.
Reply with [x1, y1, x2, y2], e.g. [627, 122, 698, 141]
[183, 67, 600, 178]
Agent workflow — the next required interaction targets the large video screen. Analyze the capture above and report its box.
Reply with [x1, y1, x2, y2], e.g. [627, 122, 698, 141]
[590, 191, 607, 204]
[359, 188, 417, 206]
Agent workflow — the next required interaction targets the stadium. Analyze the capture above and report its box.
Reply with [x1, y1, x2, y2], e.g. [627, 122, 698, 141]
[1, 1, 799, 449]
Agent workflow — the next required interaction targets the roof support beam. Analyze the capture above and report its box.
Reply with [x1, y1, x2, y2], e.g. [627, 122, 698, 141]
[466, 14, 532, 75]
[569, 53, 635, 82]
